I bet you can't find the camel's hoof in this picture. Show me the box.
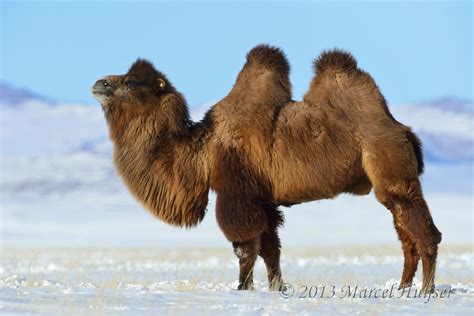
[398,282,412,290]
[422,284,436,294]
[238,283,255,291]
[269,279,284,291]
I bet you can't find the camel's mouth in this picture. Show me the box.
[92,79,114,104]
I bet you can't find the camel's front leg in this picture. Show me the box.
[215,192,267,291]
[232,238,260,290]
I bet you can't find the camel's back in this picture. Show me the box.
[209,91,374,205]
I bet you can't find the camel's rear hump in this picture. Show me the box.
[304,49,425,176]
[313,49,358,75]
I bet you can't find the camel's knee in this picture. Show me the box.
[374,181,441,248]
[373,179,422,206]
[418,242,438,258]
[233,239,259,260]
[391,205,441,252]
[417,225,441,257]
[233,245,246,259]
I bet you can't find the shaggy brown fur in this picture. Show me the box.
[92,44,441,293]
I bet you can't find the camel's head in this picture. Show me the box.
[92,59,174,116]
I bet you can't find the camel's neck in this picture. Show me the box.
[111,99,210,227]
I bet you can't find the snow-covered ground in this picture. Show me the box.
[1,246,472,314]
[0,87,472,314]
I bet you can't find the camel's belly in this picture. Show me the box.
[270,166,344,203]
[270,150,368,204]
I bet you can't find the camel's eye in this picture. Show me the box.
[125,80,139,90]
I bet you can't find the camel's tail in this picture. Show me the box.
[405,129,425,175]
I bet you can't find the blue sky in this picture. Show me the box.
[1,0,472,107]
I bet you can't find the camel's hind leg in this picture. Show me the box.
[374,180,442,293]
[392,217,420,288]
[362,139,441,292]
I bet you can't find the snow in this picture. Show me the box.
[1,247,472,314]
[0,96,473,314]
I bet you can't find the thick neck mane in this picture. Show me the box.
[109,93,210,227]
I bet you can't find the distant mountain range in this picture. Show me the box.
[0,81,472,163]
[390,99,472,163]
[0,81,53,105]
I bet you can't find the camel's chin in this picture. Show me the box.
[92,94,115,114]
[93,93,110,106]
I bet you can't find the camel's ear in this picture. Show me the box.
[154,78,166,92]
